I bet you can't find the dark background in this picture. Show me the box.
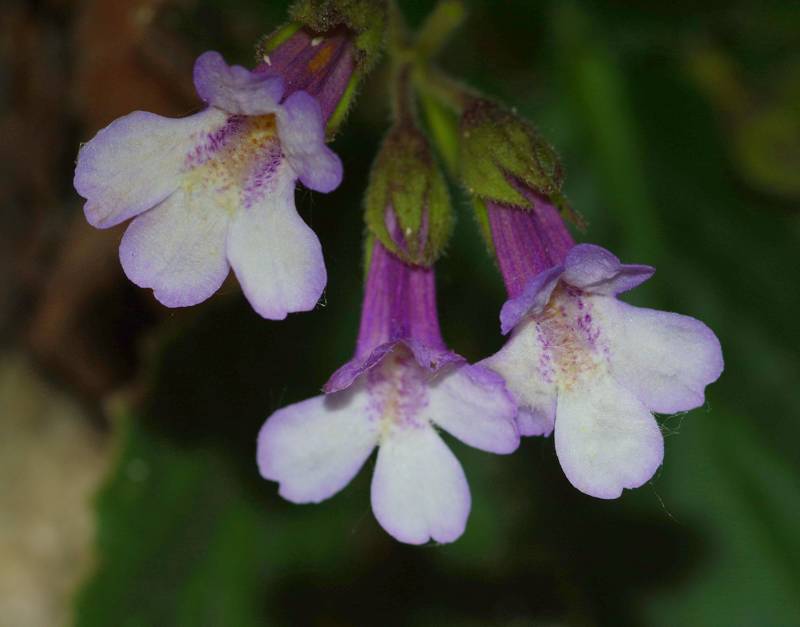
[1,1,799,626]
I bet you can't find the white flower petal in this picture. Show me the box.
[426,365,519,454]
[371,426,470,545]
[257,384,379,504]
[75,108,228,229]
[594,297,724,414]
[226,161,326,319]
[554,373,664,499]
[119,186,230,308]
[481,319,557,436]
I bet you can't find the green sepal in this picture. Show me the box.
[365,125,453,266]
[288,0,387,74]
[326,73,360,137]
[471,197,495,255]
[256,22,302,57]
[460,98,564,209]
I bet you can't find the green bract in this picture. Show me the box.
[460,99,564,208]
[365,126,453,266]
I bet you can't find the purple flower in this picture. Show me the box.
[480,199,723,499]
[74,51,343,319]
[257,241,519,544]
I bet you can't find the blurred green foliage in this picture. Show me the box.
[73,1,800,625]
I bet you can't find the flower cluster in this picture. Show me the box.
[75,0,723,545]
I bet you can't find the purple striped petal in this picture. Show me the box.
[226,161,326,320]
[75,108,227,229]
[480,318,557,437]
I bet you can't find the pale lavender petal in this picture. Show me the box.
[554,373,664,499]
[595,297,724,414]
[371,426,471,545]
[426,364,519,454]
[323,339,461,394]
[257,384,379,503]
[277,91,343,193]
[324,343,397,394]
[562,244,654,296]
[119,187,230,308]
[193,51,284,115]
[499,265,563,335]
[226,162,326,320]
[75,108,227,229]
[481,319,557,436]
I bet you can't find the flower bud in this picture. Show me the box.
[257,0,386,134]
[365,125,453,266]
[459,98,564,208]
[287,0,386,74]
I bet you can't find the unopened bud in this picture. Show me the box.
[288,0,386,74]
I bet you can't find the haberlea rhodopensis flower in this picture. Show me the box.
[257,83,519,542]
[74,52,339,319]
[74,1,385,319]
[453,98,724,498]
[258,239,519,544]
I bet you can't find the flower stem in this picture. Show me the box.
[415,0,466,61]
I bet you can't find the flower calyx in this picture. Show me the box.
[460,98,564,209]
[365,124,453,267]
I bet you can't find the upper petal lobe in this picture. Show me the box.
[193,51,284,115]
[277,91,343,193]
[562,244,654,296]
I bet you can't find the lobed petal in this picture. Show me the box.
[119,187,230,308]
[226,162,327,319]
[257,384,379,503]
[277,91,343,193]
[371,426,471,545]
[595,297,724,414]
[323,339,461,395]
[427,364,519,454]
[554,373,664,499]
[499,265,563,335]
[480,319,557,437]
[193,51,284,116]
[75,108,227,229]
[562,244,654,296]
